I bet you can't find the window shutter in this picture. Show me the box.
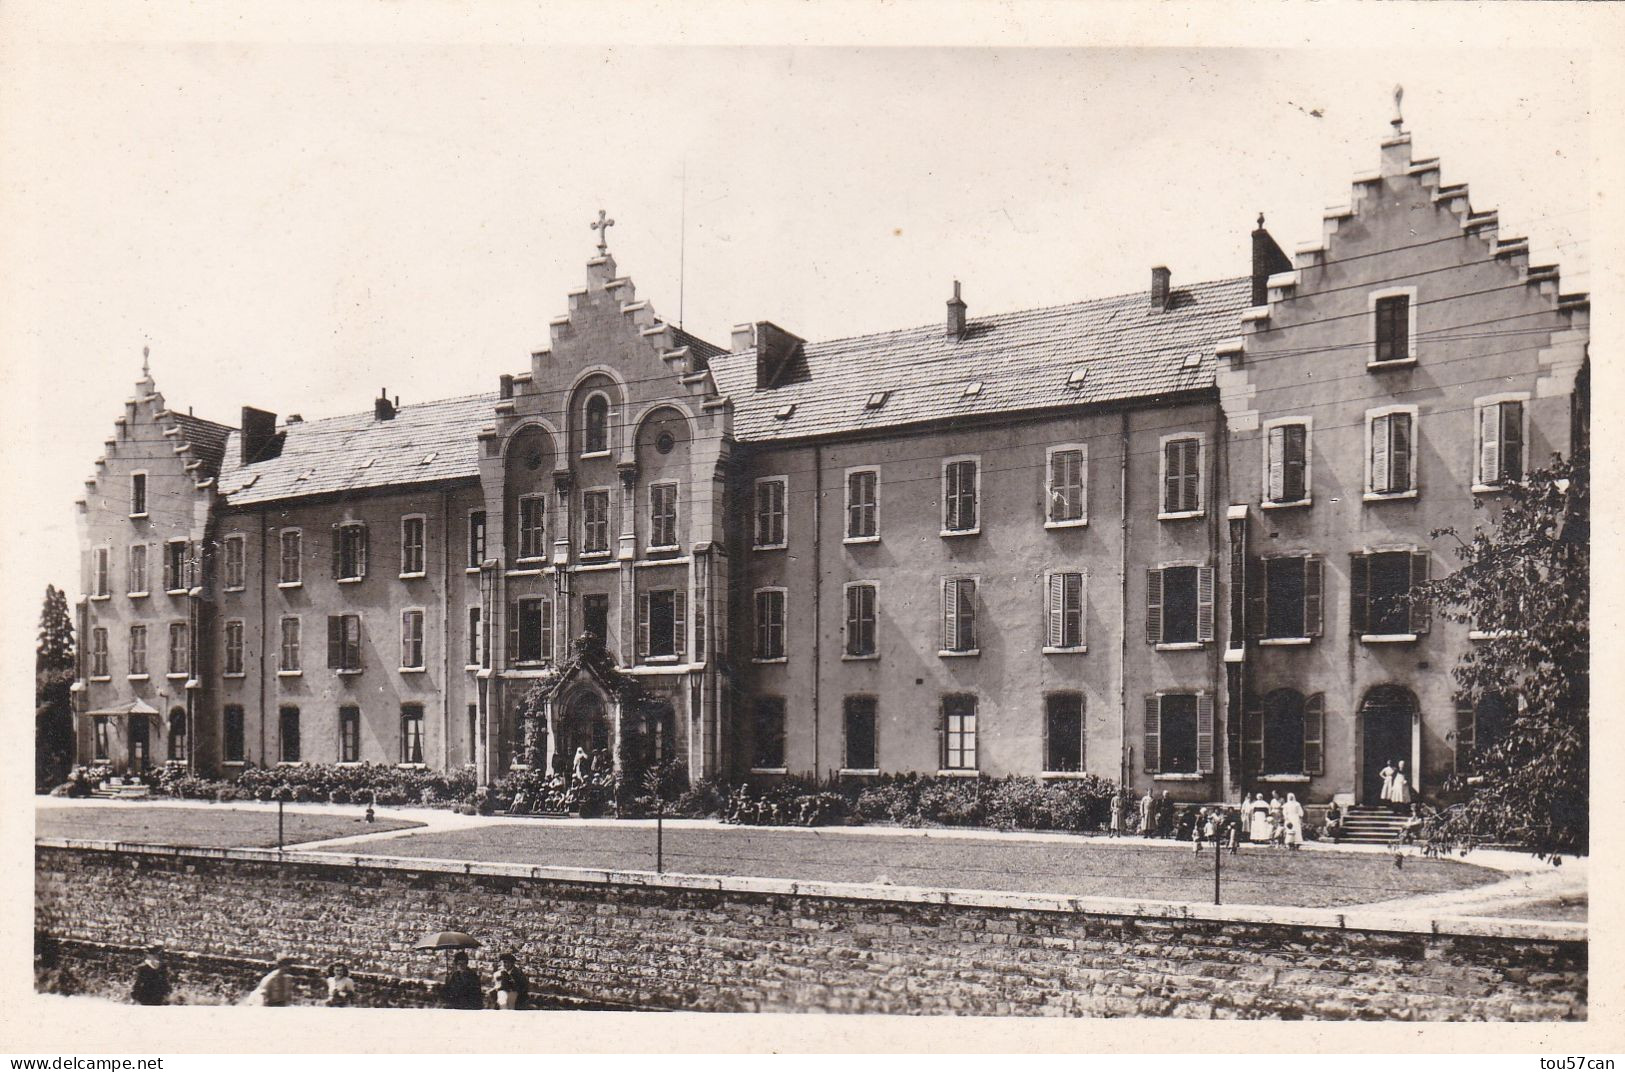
[1145,568,1163,644]
[675,590,687,658]
[1267,427,1285,502]
[1349,554,1369,635]
[1184,440,1201,511]
[1392,413,1412,493]
[1454,697,1475,774]
[1143,695,1161,773]
[1409,551,1431,634]
[1243,696,1264,777]
[507,602,519,661]
[400,611,410,668]
[1196,566,1216,643]
[1303,693,1325,775]
[1479,404,1501,485]
[1245,560,1265,640]
[1047,574,1065,648]
[943,579,958,650]
[1370,415,1391,493]
[1502,402,1523,482]
[1076,570,1087,647]
[331,525,342,580]
[1286,425,1307,501]
[1196,692,1215,773]
[637,592,650,659]
[1304,556,1324,637]
[327,616,341,669]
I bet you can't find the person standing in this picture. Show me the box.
[1138,787,1155,836]
[1283,793,1305,850]
[1388,760,1413,811]
[441,951,484,1010]
[131,946,171,1006]
[1249,794,1271,843]
[326,963,356,1007]
[246,954,295,1007]
[570,747,590,785]
[1379,760,1397,806]
[1268,792,1285,847]
[493,951,529,1010]
[1108,790,1124,838]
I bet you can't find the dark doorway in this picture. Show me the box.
[561,690,610,769]
[1360,685,1415,804]
[128,715,150,772]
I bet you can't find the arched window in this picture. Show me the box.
[584,395,610,455]
[1247,689,1324,777]
[167,708,187,762]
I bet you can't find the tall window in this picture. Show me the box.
[844,696,877,771]
[92,548,109,598]
[327,614,362,672]
[223,705,245,763]
[1265,422,1309,504]
[1368,410,1415,495]
[1045,693,1084,772]
[163,541,189,592]
[339,706,361,763]
[334,522,368,581]
[1477,400,1525,488]
[584,394,610,454]
[517,495,546,560]
[1373,293,1411,363]
[583,593,609,641]
[401,704,425,764]
[942,694,977,771]
[510,597,552,663]
[1455,693,1514,774]
[224,620,245,675]
[846,469,878,540]
[582,489,611,555]
[467,510,486,568]
[400,610,425,670]
[128,625,147,677]
[942,458,979,534]
[1146,565,1215,646]
[400,516,425,576]
[128,545,148,595]
[130,473,147,516]
[1247,689,1325,777]
[278,706,300,763]
[754,477,787,548]
[941,578,977,654]
[1046,571,1085,651]
[93,717,109,761]
[1047,447,1086,524]
[90,628,108,677]
[1350,550,1430,638]
[167,622,189,676]
[754,589,786,661]
[279,616,302,672]
[638,589,686,660]
[752,697,786,770]
[844,583,877,658]
[1249,556,1324,642]
[223,536,245,590]
[167,709,187,762]
[1144,692,1213,775]
[467,606,482,666]
[1162,436,1202,515]
[279,529,302,584]
[649,483,679,549]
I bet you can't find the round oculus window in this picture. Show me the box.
[655,432,676,455]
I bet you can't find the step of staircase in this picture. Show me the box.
[1330,807,1413,844]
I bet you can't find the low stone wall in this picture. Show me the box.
[35,839,1586,1019]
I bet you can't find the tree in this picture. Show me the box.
[36,585,76,789]
[1422,447,1588,858]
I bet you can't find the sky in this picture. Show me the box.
[0,11,1604,615]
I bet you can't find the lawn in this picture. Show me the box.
[1482,896,1588,923]
[366,823,1498,909]
[36,805,421,849]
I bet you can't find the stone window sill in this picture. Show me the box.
[1044,518,1087,530]
[1154,773,1208,781]
[940,527,980,538]
[399,572,426,581]
[579,450,611,461]
[1363,489,1418,503]
[277,581,302,590]
[750,767,788,775]
[224,585,246,594]
[1155,642,1204,652]
[336,668,365,676]
[277,670,302,677]
[128,591,150,600]
[838,768,880,777]
[222,761,246,768]
[1039,771,1093,780]
[277,761,306,768]
[337,576,364,585]
[1366,357,1417,371]
[89,594,111,602]
[842,652,879,662]
[843,535,880,545]
[1261,498,1312,511]
[90,675,112,683]
[465,566,481,574]
[129,512,149,520]
[1158,510,1204,522]
[224,672,246,679]
[465,663,481,672]
[935,768,980,778]
[753,542,788,552]
[1043,645,1087,655]
[752,656,788,665]
[507,568,545,578]
[166,672,189,681]
[1361,634,1418,644]
[1471,484,1509,496]
[938,649,980,658]
[127,674,149,683]
[398,666,425,674]
[1257,774,1311,783]
[1258,637,1312,647]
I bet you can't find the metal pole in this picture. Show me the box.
[656,801,664,874]
[278,797,285,852]
[1213,817,1221,905]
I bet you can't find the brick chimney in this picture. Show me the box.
[375,388,396,421]
[946,280,967,339]
[240,406,278,464]
[1150,266,1171,311]
[1250,214,1292,307]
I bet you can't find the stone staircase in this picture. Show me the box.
[1334,805,1411,845]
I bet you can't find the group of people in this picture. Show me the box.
[1377,759,1415,810]
[439,950,530,1010]
[1111,788,1310,849]
[508,746,615,815]
[721,787,829,827]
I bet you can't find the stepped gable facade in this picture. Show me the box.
[72,122,1588,807]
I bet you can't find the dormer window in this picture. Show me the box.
[865,391,890,410]
[961,382,983,399]
[1066,367,1087,389]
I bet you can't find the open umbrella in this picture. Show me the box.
[414,931,480,952]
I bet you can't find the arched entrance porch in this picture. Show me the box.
[1358,685,1419,804]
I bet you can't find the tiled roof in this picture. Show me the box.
[171,413,233,479]
[670,326,727,369]
[709,277,1250,443]
[218,393,497,507]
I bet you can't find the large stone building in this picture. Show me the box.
[72,120,1588,805]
